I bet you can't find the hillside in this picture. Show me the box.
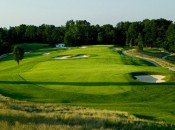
[0,45,175,126]
[0,94,174,130]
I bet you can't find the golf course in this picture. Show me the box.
[0,44,175,128]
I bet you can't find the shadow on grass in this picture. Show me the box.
[134,114,157,121]
[0,91,35,100]
[0,48,64,62]
[143,51,169,58]
[0,53,42,62]
[0,55,14,62]
[24,53,42,59]
[0,81,175,86]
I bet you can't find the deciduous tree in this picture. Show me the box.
[13,45,24,64]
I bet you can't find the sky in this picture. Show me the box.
[0,0,175,27]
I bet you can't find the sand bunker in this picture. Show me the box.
[72,55,89,59]
[25,51,31,54]
[79,46,87,49]
[134,75,165,83]
[43,53,50,56]
[53,56,70,59]
[54,55,89,60]
[167,67,175,71]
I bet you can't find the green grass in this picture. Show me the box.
[166,55,175,63]
[143,48,169,58]
[0,45,175,125]
[143,47,175,63]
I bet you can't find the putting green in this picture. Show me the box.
[0,45,175,123]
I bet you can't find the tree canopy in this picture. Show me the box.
[0,18,175,55]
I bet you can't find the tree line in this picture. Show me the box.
[0,18,175,54]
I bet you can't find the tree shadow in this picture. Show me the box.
[133,114,157,121]
[0,48,60,62]
[0,55,14,62]
[0,53,41,62]
[0,81,175,86]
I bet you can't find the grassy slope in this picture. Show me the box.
[143,48,175,63]
[1,95,174,130]
[167,55,175,63]
[0,45,175,124]
[143,48,169,58]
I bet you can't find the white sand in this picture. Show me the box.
[134,75,165,83]
[114,48,122,51]
[53,56,70,59]
[72,55,89,59]
[53,55,88,60]
[25,51,31,54]
[79,46,87,49]
[167,67,175,71]
[43,53,50,56]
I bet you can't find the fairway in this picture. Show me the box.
[0,45,175,123]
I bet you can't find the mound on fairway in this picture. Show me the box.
[0,45,175,124]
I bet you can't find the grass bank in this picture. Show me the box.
[0,94,174,130]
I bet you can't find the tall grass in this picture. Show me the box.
[0,94,174,130]
[124,49,175,68]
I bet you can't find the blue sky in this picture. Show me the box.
[0,0,175,27]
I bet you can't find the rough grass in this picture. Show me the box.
[0,45,175,126]
[143,48,169,58]
[0,94,174,130]
[166,55,175,63]
[125,48,175,68]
